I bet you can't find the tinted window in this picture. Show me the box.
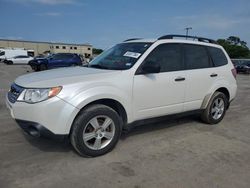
[65,54,74,59]
[16,55,28,58]
[207,47,228,67]
[53,54,72,60]
[62,46,66,49]
[184,44,211,69]
[143,43,183,72]
[56,46,59,49]
[20,55,29,58]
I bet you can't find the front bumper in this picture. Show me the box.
[15,119,66,139]
[6,93,79,136]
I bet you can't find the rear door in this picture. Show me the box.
[65,54,75,66]
[133,43,186,120]
[49,54,65,67]
[12,56,23,64]
[19,56,30,64]
[183,44,217,111]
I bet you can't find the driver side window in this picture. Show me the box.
[143,43,183,73]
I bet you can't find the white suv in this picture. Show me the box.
[6,35,237,157]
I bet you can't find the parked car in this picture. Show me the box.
[0,48,28,62]
[235,60,250,74]
[4,55,33,65]
[28,53,82,71]
[6,34,237,157]
[231,59,250,65]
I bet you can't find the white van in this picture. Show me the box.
[0,48,28,62]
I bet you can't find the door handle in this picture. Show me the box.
[175,77,185,82]
[210,73,218,77]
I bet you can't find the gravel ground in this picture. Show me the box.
[0,63,250,188]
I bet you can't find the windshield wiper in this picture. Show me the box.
[88,64,110,70]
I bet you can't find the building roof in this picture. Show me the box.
[0,38,92,47]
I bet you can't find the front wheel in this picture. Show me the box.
[70,104,122,157]
[201,92,228,124]
[40,64,47,71]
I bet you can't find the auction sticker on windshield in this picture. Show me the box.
[123,51,141,59]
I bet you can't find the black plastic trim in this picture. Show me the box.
[15,119,67,140]
[158,34,217,44]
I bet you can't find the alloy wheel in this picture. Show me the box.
[211,98,225,120]
[83,115,115,150]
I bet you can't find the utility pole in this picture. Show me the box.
[185,27,192,38]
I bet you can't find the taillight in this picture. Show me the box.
[231,68,237,79]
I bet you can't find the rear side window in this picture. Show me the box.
[184,44,211,70]
[143,43,183,72]
[207,47,228,67]
[53,54,71,60]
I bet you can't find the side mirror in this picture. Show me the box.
[141,61,161,74]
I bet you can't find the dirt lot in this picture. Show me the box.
[0,63,250,188]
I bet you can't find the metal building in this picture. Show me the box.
[0,39,92,58]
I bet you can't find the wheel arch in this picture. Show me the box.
[68,98,129,135]
[201,86,230,109]
[81,98,128,125]
[215,87,230,101]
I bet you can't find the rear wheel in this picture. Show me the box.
[70,104,122,157]
[201,92,228,124]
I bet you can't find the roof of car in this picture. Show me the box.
[124,38,221,48]
[123,35,221,48]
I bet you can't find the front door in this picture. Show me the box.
[133,43,186,120]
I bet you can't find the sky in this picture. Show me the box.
[0,0,250,49]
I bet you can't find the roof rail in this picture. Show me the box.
[123,38,142,42]
[158,34,217,44]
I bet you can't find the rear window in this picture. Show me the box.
[207,47,228,67]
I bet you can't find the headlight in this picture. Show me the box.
[18,86,62,103]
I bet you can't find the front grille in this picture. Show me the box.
[8,83,24,103]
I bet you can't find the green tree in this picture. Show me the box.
[217,36,250,58]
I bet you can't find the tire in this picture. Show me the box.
[40,64,47,71]
[33,65,39,72]
[70,104,122,157]
[201,91,228,124]
[7,61,13,65]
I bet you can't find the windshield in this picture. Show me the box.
[89,42,152,70]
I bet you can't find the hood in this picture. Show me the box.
[15,67,118,88]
